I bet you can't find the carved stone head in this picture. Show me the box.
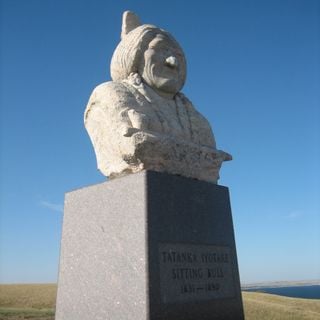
[110,11,187,98]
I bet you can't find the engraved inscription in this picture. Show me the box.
[159,243,235,303]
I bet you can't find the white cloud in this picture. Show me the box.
[40,200,63,213]
[285,210,303,219]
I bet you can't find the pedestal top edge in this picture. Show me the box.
[65,170,229,196]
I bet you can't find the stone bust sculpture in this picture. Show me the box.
[85,11,231,183]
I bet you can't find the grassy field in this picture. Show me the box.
[243,291,320,320]
[0,284,55,320]
[0,284,320,319]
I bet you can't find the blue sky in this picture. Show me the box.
[0,0,319,284]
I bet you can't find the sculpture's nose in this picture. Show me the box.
[165,56,178,69]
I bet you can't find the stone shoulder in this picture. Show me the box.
[85,81,138,120]
[89,81,138,103]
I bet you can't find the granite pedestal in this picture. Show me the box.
[55,171,244,320]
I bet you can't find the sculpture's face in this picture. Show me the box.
[139,34,186,97]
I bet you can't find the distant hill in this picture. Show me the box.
[242,279,320,289]
[0,284,320,320]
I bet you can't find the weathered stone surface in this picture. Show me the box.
[55,171,244,320]
[84,11,231,183]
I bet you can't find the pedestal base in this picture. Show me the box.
[55,171,244,320]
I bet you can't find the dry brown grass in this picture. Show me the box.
[243,291,320,320]
[0,284,56,319]
[1,284,320,319]
[0,284,56,309]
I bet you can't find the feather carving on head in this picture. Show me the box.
[121,11,141,39]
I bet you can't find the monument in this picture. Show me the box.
[55,11,244,320]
